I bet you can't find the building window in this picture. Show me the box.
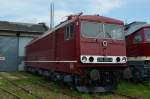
[65,23,74,40]
[133,34,142,44]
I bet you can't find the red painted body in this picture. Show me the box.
[126,26,150,57]
[25,15,127,77]
[126,25,150,81]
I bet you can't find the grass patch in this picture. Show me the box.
[0,72,150,99]
[117,81,150,99]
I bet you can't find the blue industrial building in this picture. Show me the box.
[0,21,48,71]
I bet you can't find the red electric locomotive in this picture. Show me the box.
[125,22,150,82]
[25,14,127,92]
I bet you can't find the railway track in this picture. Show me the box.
[11,73,82,99]
[17,74,141,99]
[0,73,79,99]
[0,73,143,99]
[37,81,137,99]
[112,92,140,99]
[90,92,141,99]
[0,87,22,99]
[36,78,141,99]
[0,74,42,99]
[35,81,82,99]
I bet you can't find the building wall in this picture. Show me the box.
[18,36,34,70]
[0,31,40,71]
[0,35,18,71]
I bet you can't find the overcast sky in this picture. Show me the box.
[0,0,149,27]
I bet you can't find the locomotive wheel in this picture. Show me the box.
[123,67,133,80]
[132,71,142,82]
[72,71,119,93]
[25,67,120,92]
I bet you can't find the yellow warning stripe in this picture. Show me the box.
[128,57,150,61]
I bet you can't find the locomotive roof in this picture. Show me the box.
[126,24,150,36]
[78,15,123,25]
[27,15,123,46]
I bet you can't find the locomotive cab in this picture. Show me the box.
[79,17,126,64]
[144,27,150,43]
[126,24,150,82]
[72,15,127,92]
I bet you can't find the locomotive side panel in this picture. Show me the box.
[26,22,77,74]
[54,24,77,73]
[25,33,55,69]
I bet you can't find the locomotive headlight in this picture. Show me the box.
[122,57,127,62]
[89,56,94,62]
[116,57,121,62]
[81,56,87,63]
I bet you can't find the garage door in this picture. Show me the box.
[0,36,18,71]
[18,37,33,69]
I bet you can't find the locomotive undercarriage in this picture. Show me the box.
[125,60,150,82]
[25,66,122,92]
[73,69,121,92]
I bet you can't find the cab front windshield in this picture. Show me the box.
[81,21,124,40]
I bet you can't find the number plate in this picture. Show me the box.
[97,57,113,62]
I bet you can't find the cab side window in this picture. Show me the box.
[133,34,142,44]
[65,23,74,40]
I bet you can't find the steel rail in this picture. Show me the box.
[0,74,42,99]
[0,87,22,99]
[35,81,82,99]
[112,92,140,99]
